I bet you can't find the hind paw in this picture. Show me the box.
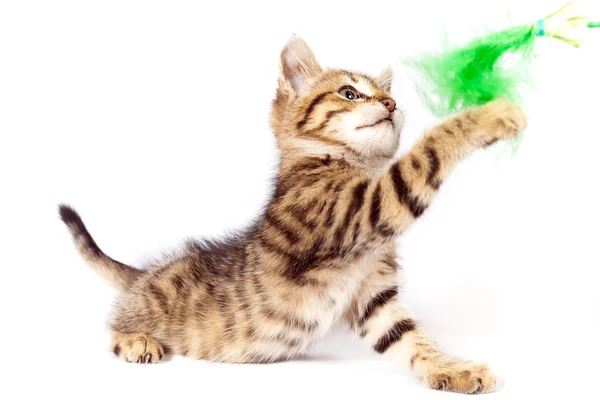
[111,332,164,364]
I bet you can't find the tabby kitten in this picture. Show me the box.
[60,36,526,394]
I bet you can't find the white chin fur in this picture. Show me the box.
[337,106,404,159]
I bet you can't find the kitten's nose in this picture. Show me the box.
[380,97,396,113]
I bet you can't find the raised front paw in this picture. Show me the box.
[422,360,496,394]
[476,99,527,141]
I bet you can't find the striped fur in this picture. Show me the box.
[60,36,526,394]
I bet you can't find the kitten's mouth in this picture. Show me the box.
[357,117,393,130]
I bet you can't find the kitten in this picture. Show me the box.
[60,36,526,394]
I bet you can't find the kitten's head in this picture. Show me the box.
[271,36,404,169]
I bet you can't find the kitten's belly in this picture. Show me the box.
[175,249,387,364]
[235,250,385,363]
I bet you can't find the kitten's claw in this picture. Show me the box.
[477,99,527,141]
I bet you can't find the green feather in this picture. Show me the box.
[406,25,536,118]
[405,1,597,154]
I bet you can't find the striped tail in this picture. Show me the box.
[58,204,142,290]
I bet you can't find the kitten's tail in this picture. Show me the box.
[58,204,142,290]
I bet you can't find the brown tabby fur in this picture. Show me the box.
[60,36,526,394]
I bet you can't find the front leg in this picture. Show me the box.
[347,256,495,394]
[368,99,526,235]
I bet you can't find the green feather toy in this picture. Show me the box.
[407,1,599,153]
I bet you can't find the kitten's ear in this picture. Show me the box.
[375,66,393,93]
[279,36,322,96]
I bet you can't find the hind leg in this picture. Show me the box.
[111,331,165,364]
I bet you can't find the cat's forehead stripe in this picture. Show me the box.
[344,72,378,95]
[320,70,379,95]
[352,80,374,97]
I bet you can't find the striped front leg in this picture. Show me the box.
[368,100,526,236]
[349,259,497,394]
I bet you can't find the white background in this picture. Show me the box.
[2,0,599,398]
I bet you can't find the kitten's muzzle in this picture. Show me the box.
[357,117,393,130]
[380,97,396,113]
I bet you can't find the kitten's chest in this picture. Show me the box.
[301,251,385,337]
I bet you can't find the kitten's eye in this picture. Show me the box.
[338,86,359,100]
